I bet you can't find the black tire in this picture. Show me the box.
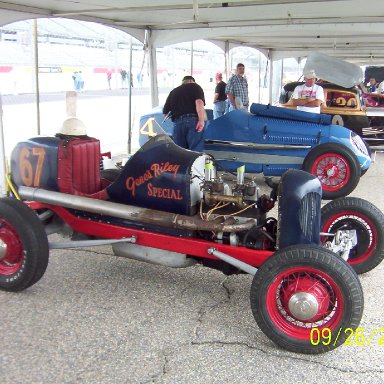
[303,143,361,199]
[321,197,384,274]
[0,198,49,291]
[250,244,363,354]
[100,168,121,183]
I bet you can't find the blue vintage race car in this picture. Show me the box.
[140,103,371,199]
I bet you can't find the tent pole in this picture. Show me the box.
[149,46,159,107]
[0,95,7,196]
[258,51,261,102]
[127,35,133,154]
[224,41,229,81]
[146,29,159,108]
[281,58,284,90]
[191,41,194,75]
[268,57,273,104]
[33,18,41,135]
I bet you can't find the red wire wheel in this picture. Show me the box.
[310,152,351,192]
[303,143,360,200]
[265,266,343,341]
[0,198,49,292]
[250,245,363,354]
[321,197,384,274]
[0,219,24,275]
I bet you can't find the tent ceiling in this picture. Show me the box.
[1,0,384,64]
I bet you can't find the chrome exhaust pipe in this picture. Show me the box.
[18,187,256,233]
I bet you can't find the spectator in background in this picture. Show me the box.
[120,69,127,88]
[163,75,205,152]
[137,72,144,88]
[367,78,377,93]
[225,63,249,112]
[72,71,77,90]
[107,69,112,89]
[292,69,324,114]
[378,80,384,94]
[73,71,84,92]
[78,71,84,92]
[213,72,227,119]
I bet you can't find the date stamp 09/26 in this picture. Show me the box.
[310,327,384,347]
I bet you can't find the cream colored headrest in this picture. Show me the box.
[60,117,87,136]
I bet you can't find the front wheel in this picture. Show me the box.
[303,143,360,200]
[0,198,49,291]
[250,245,363,354]
[321,197,384,274]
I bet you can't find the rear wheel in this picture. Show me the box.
[303,143,360,199]
[321,197,384,274]
[250,245,363,354]
[0,198,49,291]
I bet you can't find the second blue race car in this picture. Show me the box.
[140,102,371,200]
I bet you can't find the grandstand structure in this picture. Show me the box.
[0,18,231,95]
[0,18,143,94]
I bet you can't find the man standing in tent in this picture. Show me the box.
[292,69,324,113]
[163,75,205,152]
[226,63,249,112]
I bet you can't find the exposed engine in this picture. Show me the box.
[14,134,323,274]
[198,158,278,252]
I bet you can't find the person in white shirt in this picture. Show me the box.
[292,70,325,114]
[377,80,384,94]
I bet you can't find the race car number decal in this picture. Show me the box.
[335,96,356,107]
[140,117,158,137]
[19,146,46,187]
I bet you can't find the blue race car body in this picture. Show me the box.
[140,103,371,199]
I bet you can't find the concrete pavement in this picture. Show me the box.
[1,153,384,383]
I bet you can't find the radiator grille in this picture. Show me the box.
[299,192,321,242]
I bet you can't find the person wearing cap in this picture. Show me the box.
[163,75,206,152]
[292,69,325,113]
[225,63,249,112]
[213,72,227,119]
[367,77,378,93]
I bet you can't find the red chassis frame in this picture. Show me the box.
[27,201,273,267]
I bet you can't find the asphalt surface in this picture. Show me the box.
[1,88,169,105]
[1,153,384,383]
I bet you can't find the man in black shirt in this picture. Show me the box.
[213,72,227,119]
[163,75,205,152]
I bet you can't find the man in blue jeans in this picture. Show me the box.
[213,72,227,119]
[163,75,205,152]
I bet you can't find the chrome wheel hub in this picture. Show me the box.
[326,166,336,177]
[288,292,319,321]
[0,239,7,261]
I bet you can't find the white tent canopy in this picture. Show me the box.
[1,0,383,194]
[1,0,384,64]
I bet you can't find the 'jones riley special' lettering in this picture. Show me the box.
[147,183,182,200]
[125,161,183,200]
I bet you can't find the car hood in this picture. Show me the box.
[304,52,363,88]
